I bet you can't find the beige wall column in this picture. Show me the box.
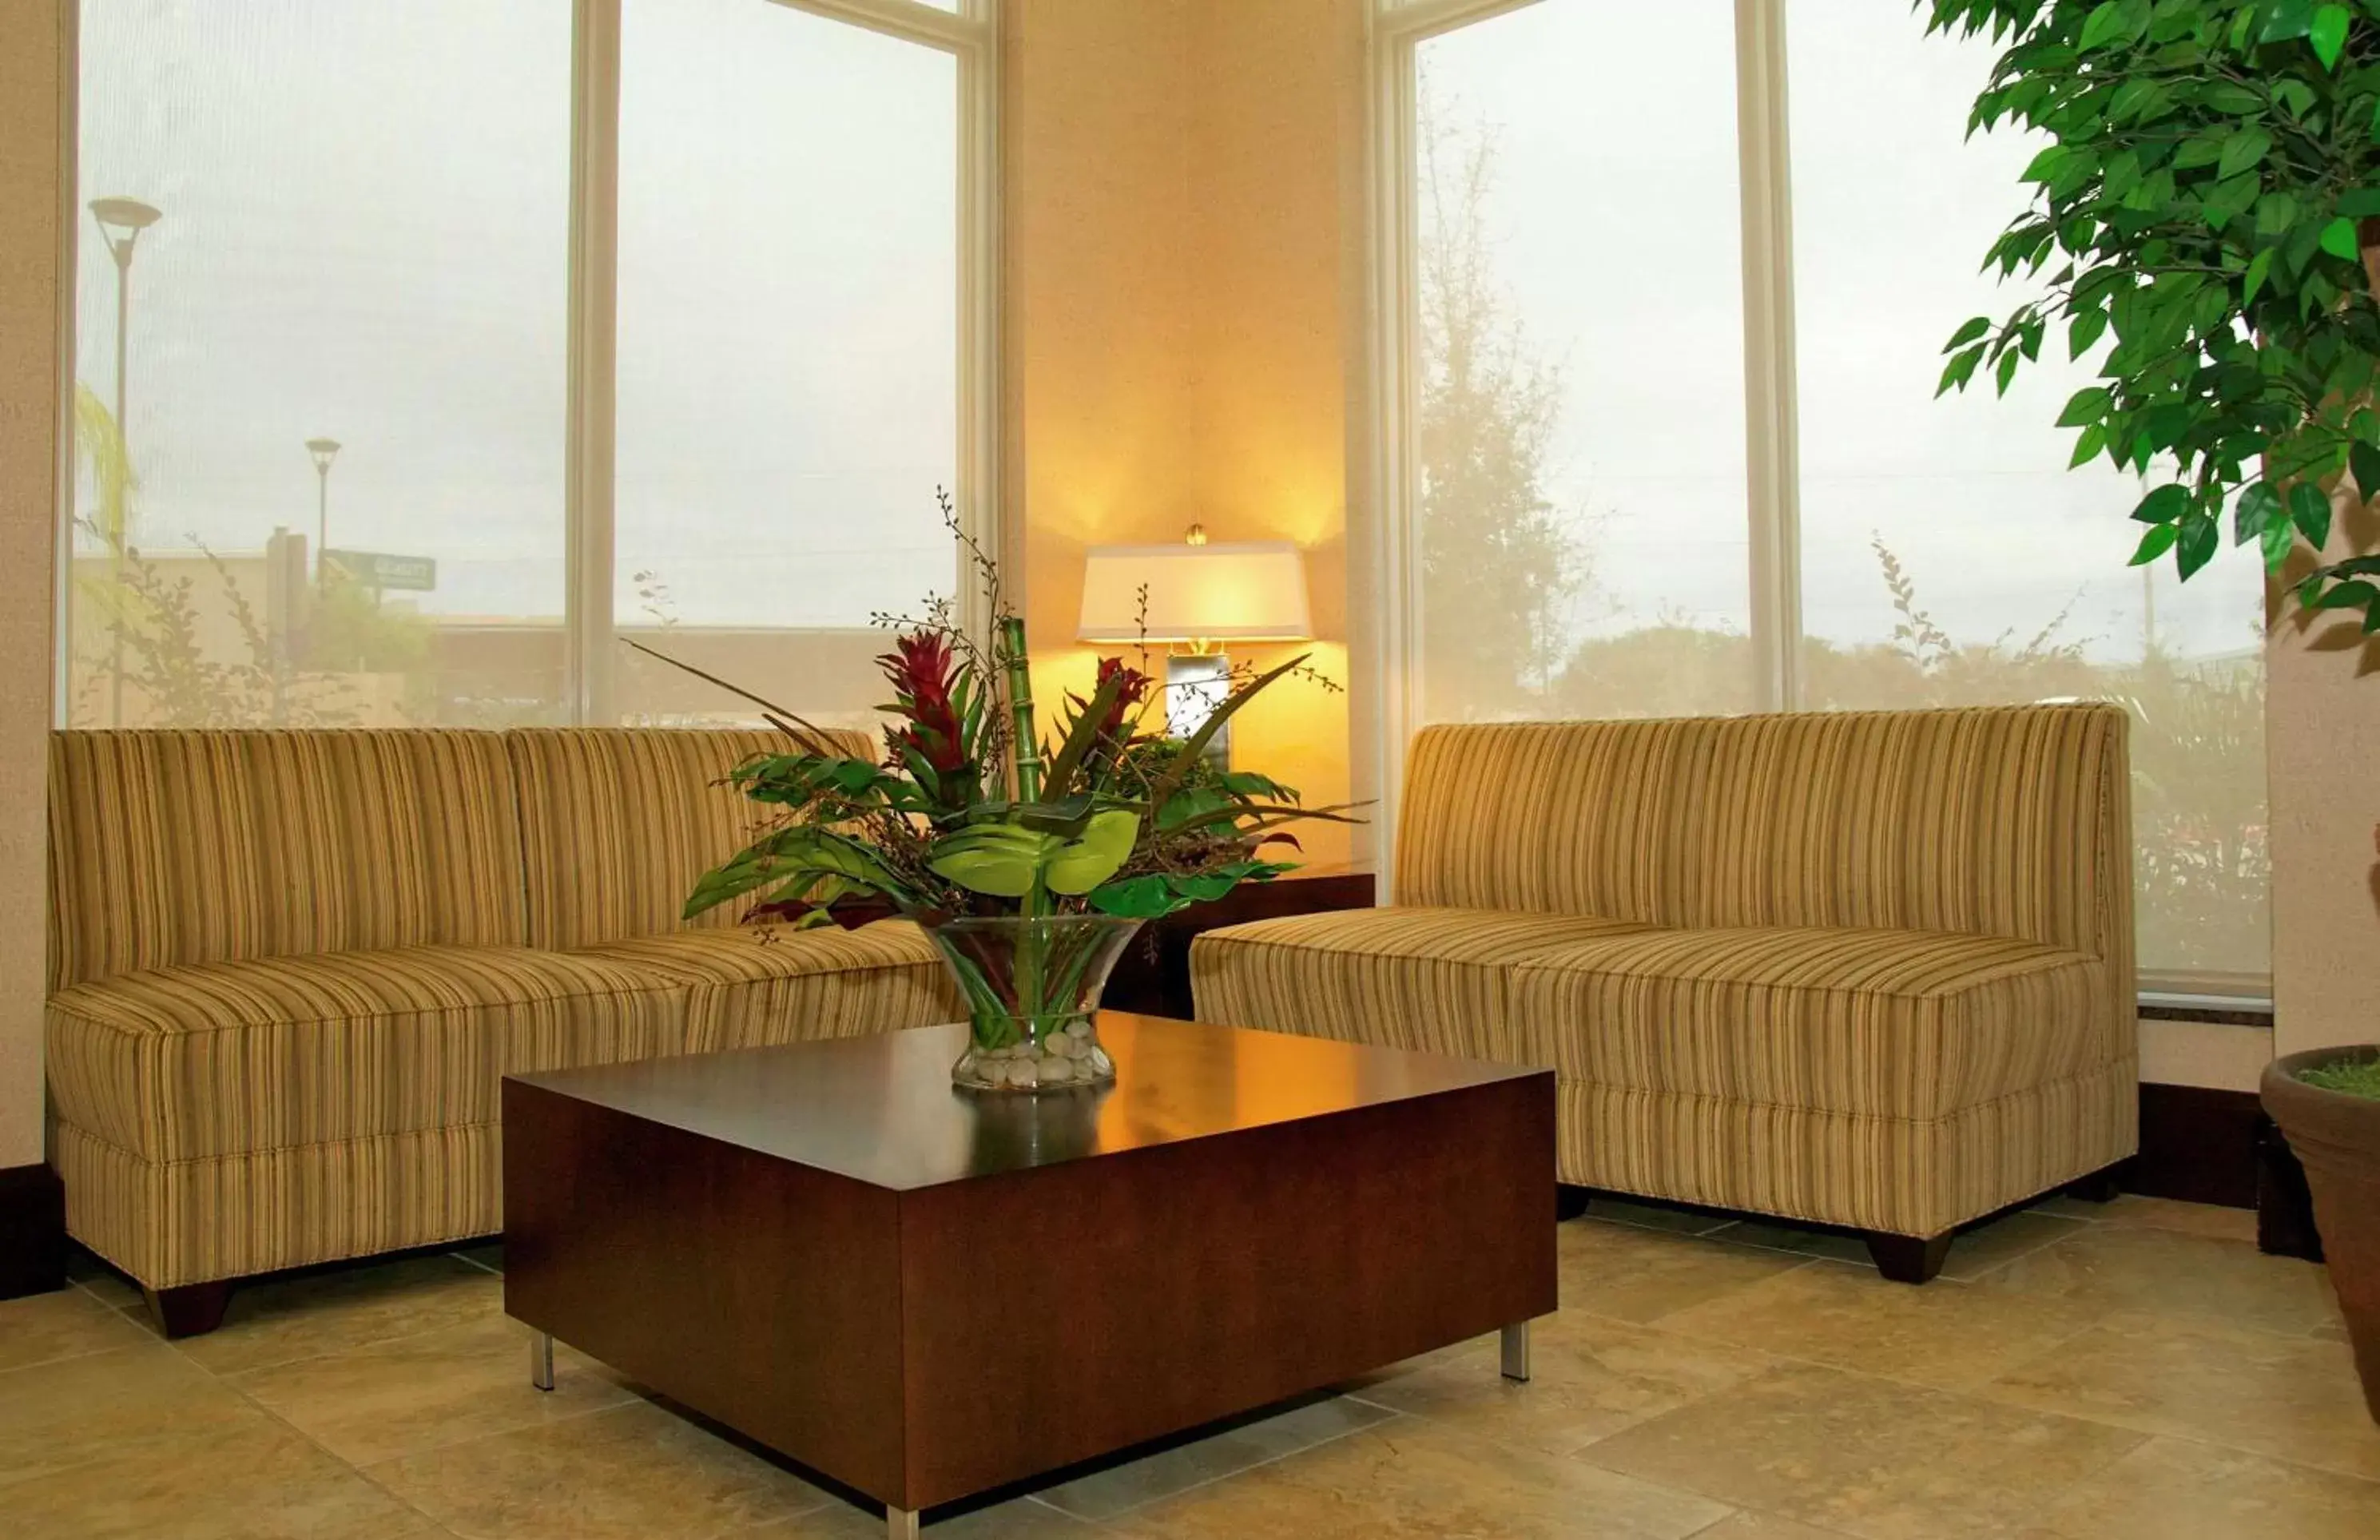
[1007,0,1365,863]
[0,0,64,1177]
[2269,506,2380,1059]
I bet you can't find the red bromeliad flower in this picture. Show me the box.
[1067,657,1153,752]
[878,630,969,776]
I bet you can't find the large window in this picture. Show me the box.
[65,0,995,732]
[1378,0,2270,992]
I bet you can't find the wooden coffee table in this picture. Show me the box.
[502,1013,1556,1537]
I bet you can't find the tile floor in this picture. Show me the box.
[3,1194,2377,1538]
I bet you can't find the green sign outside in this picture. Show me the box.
[322,549,437,592]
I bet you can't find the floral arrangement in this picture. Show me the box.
[662,497,1352,1090]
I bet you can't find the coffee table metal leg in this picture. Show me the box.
[887,1506,920,1538]
[1500,1320,1531,1383]
[530,1332,555,1391]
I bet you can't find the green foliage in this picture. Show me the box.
[2297,1053,2380,1096]
[1927,0,2380,625]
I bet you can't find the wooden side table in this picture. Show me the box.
[1100,863,1375,1020]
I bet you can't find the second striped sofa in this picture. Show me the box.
[1191,704,2137,1283]
[46,726,959,1334]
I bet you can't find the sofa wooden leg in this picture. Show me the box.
[2063,1165,2125,1204]
[1555,1185,1592,1222]
[144,1281,233,1339]
[1865,1231,1953,1285]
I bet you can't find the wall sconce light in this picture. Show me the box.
[1076,527,1312,764]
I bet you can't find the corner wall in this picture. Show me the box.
[1007,0,1367,864]
[0,0,62,1173]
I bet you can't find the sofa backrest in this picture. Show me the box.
[49,728,529,990]
[505,725,877,951]
[1397,704,2132,958]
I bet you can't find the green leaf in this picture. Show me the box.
[1943,316,1991,351]
[2069,423,2108,468]
[2131,483,2191,525]
[2077,0,2128,50]
[1043,808,1141,895]
[1995,347,2022,395]
[2263,0,2318,43]
[2313,3,2353,67]
[2176,515,2220,579]
[2354,442,2380,498]
[2291,480,2336,548]
[2265,512,2301,570]
[2256,192,2302,240]
[2128,523,2179,565]
[2056,385,2112,427]
[2338,189,2380,219]
[2243,247,2278,304]
[2218,128,2272,181]
[1937,343,1987,395]
[2322,216,2363,260]
[2234,482,2283,545]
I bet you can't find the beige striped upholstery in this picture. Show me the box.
[46,726,958,1291]
[1195,705,2136,1239]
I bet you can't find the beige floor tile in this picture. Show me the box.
[1984,1310,2380,1481]
[1557,1220,1814,1324]
[2020,1435,2380,1539]
[760,1496,1108,1537]
[1114,1417,1730,1539]
[0,1344,264,1490]
[0,1287,156,1373]
[63,1248,147,1313]
[227,1312,637,1466]
[1970,1224,2344,1335]
[3,1417,436,1540]
[368,1398,831,1540]
[1579,1361,2147,1539]
[1035,1395,1397,1520]
[1654,1260,2110,1392]
[177,1253,507,1375]
[1688,1514,1855,1540]
[2025,1194,2105,1220]
[2088,1195,2261,1244]
[1351,1309,1769,1455]
[1579,1197,1736,1236]
[1716,1211,2086,1283]
[2314,1320,2352,1343]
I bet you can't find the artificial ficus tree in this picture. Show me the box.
[1928,0,2380,629]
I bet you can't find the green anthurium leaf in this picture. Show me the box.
[927,824,1061,899]
[1044,809,1142,895]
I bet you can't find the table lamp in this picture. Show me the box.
[1076,527,1312,764]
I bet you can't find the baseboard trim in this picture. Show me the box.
[0,1162,66,1300]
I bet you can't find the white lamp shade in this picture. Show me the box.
[1076,541,1313,644]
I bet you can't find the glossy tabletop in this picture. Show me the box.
[508,1012,1540,1192]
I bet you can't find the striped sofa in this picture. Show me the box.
[1191,705,2136,1282]
[46,727,957,1333]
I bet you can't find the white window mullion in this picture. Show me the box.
[956,0,1000,645]
[1735,0,1803,713]
[566,0,622,727]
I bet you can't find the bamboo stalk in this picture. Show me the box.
[1000,615,1042,802]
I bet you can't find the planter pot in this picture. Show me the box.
[922,914,1140,1093]
[2263,1046,2380,1424]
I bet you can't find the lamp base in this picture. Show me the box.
[1164,652,1232,768]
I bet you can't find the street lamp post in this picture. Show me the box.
[307,438,342,578]
[89,196,161,727]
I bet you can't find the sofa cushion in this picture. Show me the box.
[49,728,529,990]
[1190,907,1654,1063]
[506,726,876,951]
[1511,926,2116,1121]
[573,921,960,1053]
[46,945,691,1163]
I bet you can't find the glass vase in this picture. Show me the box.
[923,914,1140,1092]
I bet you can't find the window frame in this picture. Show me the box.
[52,0,1003,729]
[1364,0,2269,1002]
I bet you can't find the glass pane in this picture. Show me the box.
[1788,1,2269,981]
[616,0,959,730]
[72,2,572,727]
[1412,0,1752,724]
